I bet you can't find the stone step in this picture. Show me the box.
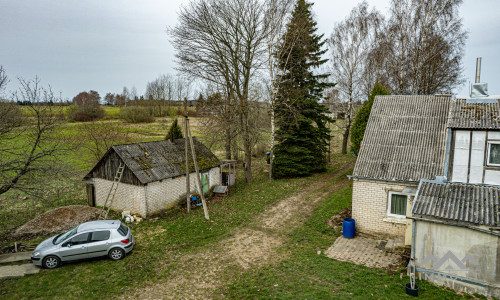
[0,263,40,279]
[0,252,32,264]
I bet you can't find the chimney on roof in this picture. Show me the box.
[470,57,488,98]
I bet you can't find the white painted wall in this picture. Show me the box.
[470,131,486,184]
[94,167,221,217]
[452,130,470,183]
[414,220,500,298]
[93,178,146,216]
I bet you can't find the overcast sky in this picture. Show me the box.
[1,0,499,100]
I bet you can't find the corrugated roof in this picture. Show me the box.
[447,98,500,129]
[90,138,220,184]
[352,95,451,182]
[412,180,500,227]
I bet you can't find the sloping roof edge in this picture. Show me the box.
[411,179,500,227]
[84,138,220,184]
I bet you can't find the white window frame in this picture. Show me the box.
[487,142,500,166]
[387,191,408,218]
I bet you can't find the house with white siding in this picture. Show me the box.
[84,138,221,218]
[351,88,500,296]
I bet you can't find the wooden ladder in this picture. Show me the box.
[100,162,125,220]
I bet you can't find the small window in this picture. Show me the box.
[91,231,110,242]
[70,233,90,245]
[117,224,128,236]
[488,143,500,166]
[387,192,408,218]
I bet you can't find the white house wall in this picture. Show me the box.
[470,131,486,183]
[94,167,221,218]
[352,179,417,238]
[414,220,500,298]
[451,130,470,183]
[93,178,146,216]
[451,130,500,185]
[146,167,220,216]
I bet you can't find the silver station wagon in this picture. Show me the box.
[31,220,134,269]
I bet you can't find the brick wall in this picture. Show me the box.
[94,178,146,216]
[94,167,221,218]
[146,167,220,216]
[352,178,417,237]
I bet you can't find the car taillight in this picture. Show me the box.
[121,239,130,244]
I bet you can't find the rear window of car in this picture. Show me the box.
[91,231,110,242]
[117,224,128,236]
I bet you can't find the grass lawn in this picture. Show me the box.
[222,182,470,299]
[0,155,470,299]
[0,158,325,298]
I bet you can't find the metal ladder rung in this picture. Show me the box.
[100,162,125,220]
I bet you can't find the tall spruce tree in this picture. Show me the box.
[272,0,333,179]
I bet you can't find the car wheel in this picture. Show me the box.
[108,248,125,260]
[42,255,61,269]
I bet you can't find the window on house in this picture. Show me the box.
[487,142,500,166]
[387,192,408,218]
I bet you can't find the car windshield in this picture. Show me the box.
[53,226,78,245]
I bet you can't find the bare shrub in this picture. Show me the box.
[119,106,154,123]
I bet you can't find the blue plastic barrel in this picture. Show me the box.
[343,218,355,238]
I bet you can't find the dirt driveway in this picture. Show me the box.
[127,166,353,299]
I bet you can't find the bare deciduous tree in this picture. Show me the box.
[170,0,269,182]
[328,1,382,154]
[377,0,467,94]
[0,77,72,196]
[79,121,131,163]
[0,65,8,96]
[145,74,174,116]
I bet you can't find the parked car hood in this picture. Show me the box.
[35,235,59,252]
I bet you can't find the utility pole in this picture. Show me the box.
[184,98,191,213]
[187,120,210,220]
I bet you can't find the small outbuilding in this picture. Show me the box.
[84,138,221,218]
[410,180,500,297]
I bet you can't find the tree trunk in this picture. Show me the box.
[232,138,239,161]
[269,108,275,181]
[225,128,232,160]
[243,132,252,183]
[341,98,352,155]
[341,123,350,154]
[240,103,252,183]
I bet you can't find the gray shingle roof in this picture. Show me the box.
[447,98,500,129]
[352,95,451,182]
[412,180,500,227]
[94,138,220,184]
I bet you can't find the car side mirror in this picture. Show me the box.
[62,242,71,247]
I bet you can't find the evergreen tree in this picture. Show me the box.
[272,0,333,179]
[166,118,183,140]
[350,83,389,155]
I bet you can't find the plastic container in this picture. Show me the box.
[342,218,355,238]
[405,283,419,297]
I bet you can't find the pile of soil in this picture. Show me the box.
[13,205,104,239]
[327,207,352,231]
